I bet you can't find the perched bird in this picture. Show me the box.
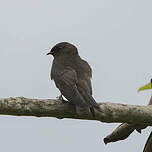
[47,42,101,117]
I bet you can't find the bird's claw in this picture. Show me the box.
[57,95,67,103]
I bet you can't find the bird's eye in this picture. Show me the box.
[51,50,54,54]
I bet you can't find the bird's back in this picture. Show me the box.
[74,57,93,95]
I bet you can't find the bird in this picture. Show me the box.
[47,42,101,117]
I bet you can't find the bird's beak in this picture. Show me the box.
[46,52,52,55]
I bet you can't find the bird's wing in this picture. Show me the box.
[77,78,100,109]
[54,67,88,107]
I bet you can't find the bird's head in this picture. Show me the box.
[47,42,78,57]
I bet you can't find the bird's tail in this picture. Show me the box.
[89,107,95,118]
[80,90,102,117]
[88,95,102,113]
[76,105,97,118]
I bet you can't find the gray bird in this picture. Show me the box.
[47,42,101,117]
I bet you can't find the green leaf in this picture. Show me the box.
[138,82,152,92]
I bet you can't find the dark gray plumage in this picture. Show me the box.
[47,42,100,117]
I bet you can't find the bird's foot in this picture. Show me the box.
[57,95,67,103]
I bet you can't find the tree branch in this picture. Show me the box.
[104,96,152,144]
[0,97,152,126]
